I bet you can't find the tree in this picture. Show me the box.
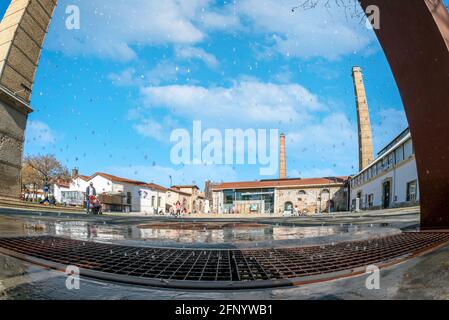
[21,162,40,200]
[21,155,70,198]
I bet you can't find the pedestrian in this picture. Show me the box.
[175,201,181,216]
[293,205,299,216]
[85,182,96,214]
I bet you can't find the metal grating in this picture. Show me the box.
[0,232,448,289]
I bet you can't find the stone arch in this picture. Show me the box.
[284,201,293,213]
[0,0,57,197]
[0,0,448,229]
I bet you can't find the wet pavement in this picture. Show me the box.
[1,207,447,300]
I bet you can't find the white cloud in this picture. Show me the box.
[25,121,57,146]
[197,9,240,30]
[47,0,371,62]
[132,116,180,142]
[47,0,239,61]
[108,68,139,87]
[133,119,165,142]
[109,61,191,87]
[238,0,374,60]
[106,164,238,187]
[139,80,325,126]
[286,112,358,173]
[146,61,188,85]
[175,46,219,68]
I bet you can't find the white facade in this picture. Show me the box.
[138,188,166,214]
[55,173,167,213]
[349,129,419,210]
[53,184,69,203]
[88,174,166,212]
[70,176,89,193]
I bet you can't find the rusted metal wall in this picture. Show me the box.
[359,0,449,229]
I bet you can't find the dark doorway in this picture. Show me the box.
[284,202,293,214]
[382,181,391,209]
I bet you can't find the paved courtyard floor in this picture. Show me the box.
[1,206,447,300]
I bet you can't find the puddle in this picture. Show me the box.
[0,216,382,244]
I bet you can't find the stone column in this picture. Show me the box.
[0,0,57,198]
[352,66,374,172]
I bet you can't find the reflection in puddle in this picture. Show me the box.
[0,217,373,244]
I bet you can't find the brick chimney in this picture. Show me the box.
[71,168,79,179]
[279,133,287,179]
[352,66,374,171]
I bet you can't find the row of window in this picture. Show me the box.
[351,138,414,188]
[151,196,162,207]
[358,180,418,208]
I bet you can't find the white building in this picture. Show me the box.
[54,171,167,213]
[88,173,166,213]
[349,128,419,210]
[53,180,70,204]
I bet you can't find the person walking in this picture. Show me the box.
[85,182,96,214]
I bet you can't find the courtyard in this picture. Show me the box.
[2,205,449,300]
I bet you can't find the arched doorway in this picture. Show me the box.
[284,202,293,214]
[0,0,448,229]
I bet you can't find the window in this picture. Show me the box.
[151,196,155,207]
[224,190,234,204]
[404,140,413,159]
[395,145,404,164]
[406,180,418,201]
[388,153,394,167]
[377,162,382,173]
[158,196,161,207]
[382,157,388,169]
[298,190,307,195]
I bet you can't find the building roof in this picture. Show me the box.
[55,180,70,188]
[171,185,200,190]
[167,188,192,196]
[91,172,166,191]
[377,127,410,157]
[77,175,90,181]
[355,129,412,177]
[92,172,148,185]
[142,183,167,192]
[212,177,349,190]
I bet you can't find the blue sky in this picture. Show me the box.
[3,0,442,188]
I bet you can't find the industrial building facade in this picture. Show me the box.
[212,177,349,215]
[349,128,419,210]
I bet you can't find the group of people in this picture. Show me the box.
[168,201,188,216]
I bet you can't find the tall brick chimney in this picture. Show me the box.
[279,133,287,179]
[352,66,374,171]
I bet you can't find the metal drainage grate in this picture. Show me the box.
[0,232,448,289]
